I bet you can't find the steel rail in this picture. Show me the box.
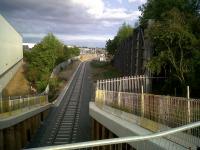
[50,63,84,144]
[27,121,200,150]
[68,63,86,142]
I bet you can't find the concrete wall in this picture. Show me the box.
[89,102,189,150]
[0,104,51,150]
[0,60,23,97]
[0,15,23,95]
[0,15,23,76]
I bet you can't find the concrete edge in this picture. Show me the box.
[52,62,82,107]
[0,103,52,129]
[0,61,82,129]
[89,102,186,150]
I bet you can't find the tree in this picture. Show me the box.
[106,23,133,55]
[105,38,118,55]
[139,0,199,25]
[116,23,133,43]
[147,8,198,94]
[24,33,80,92]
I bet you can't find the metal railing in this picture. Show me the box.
[96,90,200,131]
[95,76,200,148]
[27,121,200,150]
[0,94,48,119]
[97,75,166,94]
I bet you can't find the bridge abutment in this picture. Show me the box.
[0,107,50,150]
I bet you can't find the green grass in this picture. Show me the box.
[90,60,122,80]
[90,60,109,68]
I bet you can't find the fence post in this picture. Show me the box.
[103,80,106,105]
[136,75,139,93]
[146,76,150,93]
[187,86,191,123]
[28,95,30,109]
[9,96,11,116]
[187,86,190,99]
[141,85,144,117]
[130,76,132,92]
[95,80,99,103]
[118,79,122,107]
[0,85,2,102]
[112,78,114,102]
[20,96,23,112]
[0,96,2,113]
[132,76,135,92]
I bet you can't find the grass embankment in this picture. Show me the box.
[90,60,121,102]
[48,60,81,102]
[3,63,31,97]
[90,60,121,81]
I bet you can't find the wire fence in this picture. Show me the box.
[95,76,200,147]
[0,94,48,119]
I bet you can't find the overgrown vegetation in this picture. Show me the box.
[106,0,200,97]
[24,33,80,92]
[105,23,133,55]
[141,0,200,97]
[90,60,122,80]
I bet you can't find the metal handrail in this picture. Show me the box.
[27,121,200,150]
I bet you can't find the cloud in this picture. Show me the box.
[23,33,113,42]
[118,0,123,4]
[70,0,138,21]
[0,0,142,47]
[128,0,147,4]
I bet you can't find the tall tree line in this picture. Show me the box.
[24,33,80,92]
[106,0,200,97]
[140,0,200,97]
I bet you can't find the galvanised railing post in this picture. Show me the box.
[0,97,3,113]
[28,95,30,109]
[20,96,23,112]
[95,80,99,103]
[118,79,122,107]
[187,86,191,124]
[103,80,106,105]
[141,85,144,117]
[9,96,11,116]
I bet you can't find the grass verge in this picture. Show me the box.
[90,60,122,81]
[48,60,81,102]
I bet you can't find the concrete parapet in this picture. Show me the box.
[0,104,50,150]
[89,102,190,150]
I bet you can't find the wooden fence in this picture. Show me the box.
[0,94,48,119]
[113,26,152,76]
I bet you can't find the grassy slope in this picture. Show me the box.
[90,60,122,81]
[3,63,31,97]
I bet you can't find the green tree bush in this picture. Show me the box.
[106,23,133,55]
[24,33,80,92]
[139,0,200,96]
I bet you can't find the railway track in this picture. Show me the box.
[47,62,86,145]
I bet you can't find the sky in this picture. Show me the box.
[0,0,146,48]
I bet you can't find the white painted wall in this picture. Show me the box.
[0,15,23,76]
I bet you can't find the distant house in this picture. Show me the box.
[99,54,106,62]
[23,43,36,51]
[0,15,23,98]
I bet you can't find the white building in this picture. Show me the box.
[99,54,106,62]
[0,15,23,98]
